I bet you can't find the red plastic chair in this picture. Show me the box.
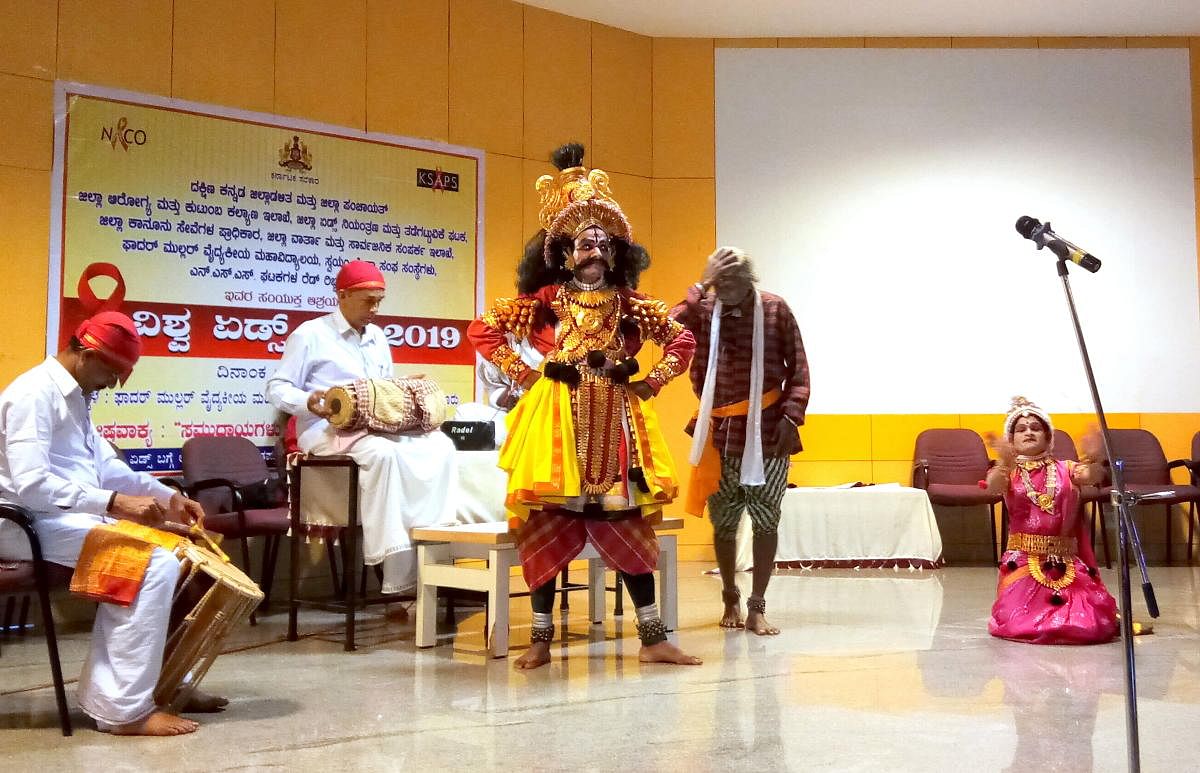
[913,429,1006,563]
[1052,429,1111,568]
[1101,429,1200,565]
[0,505,73,735]
[181,437,291,616]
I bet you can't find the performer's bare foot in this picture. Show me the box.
[744,610,780,636]
[513,641,552,670]
[182,689,229,713]
[385,603,410,622]
[109,711,199,736]
[719,590,744,629]
[639,640,702,665]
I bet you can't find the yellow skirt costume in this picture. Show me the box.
[498,370,679,527]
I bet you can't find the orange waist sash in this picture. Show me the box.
[684,389,782,516]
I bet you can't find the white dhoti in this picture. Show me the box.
[31,512,179,727]
[305,429,457,593]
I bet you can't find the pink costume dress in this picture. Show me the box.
[989,457,1118,645]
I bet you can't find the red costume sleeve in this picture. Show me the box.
[668,283,705,330]
[626,292,696,394]
[467,285,557,388]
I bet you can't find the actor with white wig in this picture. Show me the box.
[672,248,810,635]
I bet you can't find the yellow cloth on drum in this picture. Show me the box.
[364,379,420,428]
[498,374,679,527]
[329,378,420,428]
[70,520,185,606]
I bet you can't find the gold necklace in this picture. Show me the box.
[553,287,620,360]
[1016,455,1057,515]
[1028,557,1076,592]
[566,287,617,308]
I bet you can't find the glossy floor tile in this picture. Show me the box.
[1,564,1198,772]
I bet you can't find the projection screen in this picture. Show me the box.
[715,48,1198,413]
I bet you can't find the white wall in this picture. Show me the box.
[716,48,1198,414]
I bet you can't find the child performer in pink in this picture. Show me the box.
[982,397,1118,645]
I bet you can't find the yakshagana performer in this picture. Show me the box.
[982,396,1118,645]
[468,143,702,669]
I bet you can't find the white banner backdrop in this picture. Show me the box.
[716,48,1198,414]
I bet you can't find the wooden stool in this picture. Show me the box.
[413,519,681,658]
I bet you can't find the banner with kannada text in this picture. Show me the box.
[49,82,484,471]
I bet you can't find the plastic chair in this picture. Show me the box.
[1102,429,1200,565]
[913,429,1006,563]
[1052,429,1111,568]
[0,504,73,735]
[181,437,291,616]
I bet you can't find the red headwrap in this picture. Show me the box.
[335,260,386,292]
[74,311,142,384]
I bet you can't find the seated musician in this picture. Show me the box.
[0,312,218,735]
[264,260,457,593]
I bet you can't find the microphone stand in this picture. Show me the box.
[1053,256,1159,773]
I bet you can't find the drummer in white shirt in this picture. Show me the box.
[264,260,457,594]
[0,311,212,736]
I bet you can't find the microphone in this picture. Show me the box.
[1015,216,1102,273]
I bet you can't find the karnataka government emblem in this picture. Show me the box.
[278,135,313,171]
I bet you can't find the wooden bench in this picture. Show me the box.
[412,518,682,658]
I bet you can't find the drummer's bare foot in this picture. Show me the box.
[719,588,743,629]
[385,604,410,622]
[514,641,551,670]
[745,611,780,636]
[639,641,702,665]
[182,689,228,713]
[110,711,198,736]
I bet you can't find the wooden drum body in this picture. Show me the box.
[325,377,448,434]
[154,542,264,713]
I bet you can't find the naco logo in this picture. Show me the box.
[100,117,148,151]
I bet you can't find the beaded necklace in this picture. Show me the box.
[1016,453,1057,515]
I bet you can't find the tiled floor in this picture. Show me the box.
[1,563,1198,772]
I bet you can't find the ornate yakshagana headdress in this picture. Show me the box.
[536,143,631,268]
[1004,395,1055,441]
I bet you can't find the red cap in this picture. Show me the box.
[75,311,142,383]
[335,260,386,292]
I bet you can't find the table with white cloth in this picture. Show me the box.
[450,450,509,524]
[292,448,508,527]
[733,483,943,570]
